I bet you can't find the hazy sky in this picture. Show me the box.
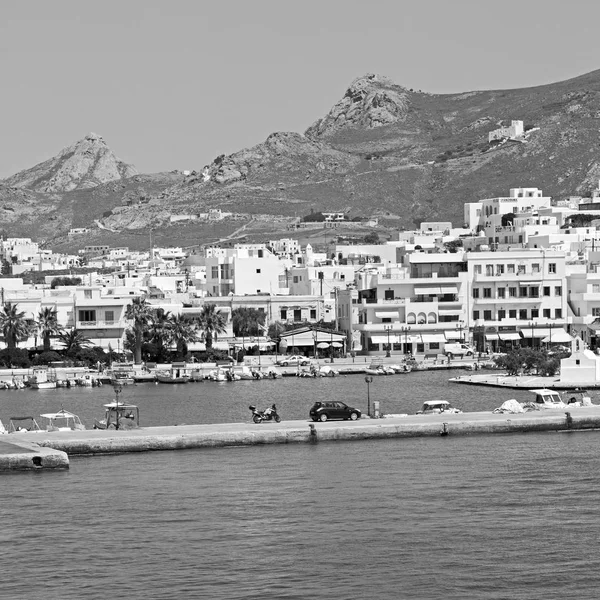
[2,0,600,178]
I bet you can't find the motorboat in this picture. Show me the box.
[527,389,566,409]
[132,371,157,383]
[389,364,412,374]
[416,400,462,415]
[77,373,102,387]
[40,409,86,431]
[8,416,42,432]
[93,401,140,430]
[110,371,135,386]
[27,368,57,389]
[156,370,190,384]
[238,366,256,380]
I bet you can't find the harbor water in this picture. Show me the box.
[4,370,600,599]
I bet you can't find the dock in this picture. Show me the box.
[3,407,600,470]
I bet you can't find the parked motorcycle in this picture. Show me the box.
[249,404,281,424]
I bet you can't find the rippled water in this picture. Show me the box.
[4,371,600,599]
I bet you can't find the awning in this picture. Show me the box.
[485,333,500,341]
[518,281,540,286]
[375,311,399,319]
[498,332,521,341]
[542,329,572,344]
[439,286,459,294]
[438,309,463,316]
[370,336,388,344]
[415,286,441,295]
[317,342,330,349]
[520,328,552,338]
[331,342,343,348]
[445,330,462,340]
[420,333,446,343]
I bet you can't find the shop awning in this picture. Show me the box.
[414,286,441,295]
[420,333,446,343]
[370,336,388,344]
[485,333,500,341]
[518,281,540,286]
[375,311,399,319]
[498,332,521,341]
[520,328,552,338]
[438,309,463,317]
[445,330,462,340]
[439,286,459,294]
[542,329,572,344]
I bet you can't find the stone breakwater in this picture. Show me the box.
[3,407,600,470]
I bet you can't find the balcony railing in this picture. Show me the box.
[77,320,124,329]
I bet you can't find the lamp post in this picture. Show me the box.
[330,328,334,363]
[401,325,411,355]
[384,325,392,358]
[365,375,373,417]
[456,319,464,343]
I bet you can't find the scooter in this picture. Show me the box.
[249,404,281,424]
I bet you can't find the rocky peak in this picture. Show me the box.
[305,73,410,139]
[3,133,137,192]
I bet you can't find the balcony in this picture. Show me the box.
[77,320,126,329]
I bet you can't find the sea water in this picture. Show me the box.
[3,371,600,599]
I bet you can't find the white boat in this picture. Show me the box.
[8,416,42,432]
[40,409,86,431]
[417,400,462,415]
[527,389,566,409]
[238,366,256,380]
[28,368,57,389]
[206,368,227,382]
[78,373,101,387]
[93,401,140,430]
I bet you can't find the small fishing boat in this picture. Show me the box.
[8,416,42,433]
[40,409,86,431]
[93,401,140,430]
[156,369,190,384]
[27,368,57,389]
[110,371,135,386]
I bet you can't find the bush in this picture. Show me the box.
[0,348,31,368]
[32,351,63,365]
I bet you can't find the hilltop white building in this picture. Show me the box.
[488,120,524,143]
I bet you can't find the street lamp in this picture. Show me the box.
[400,325,412,355]
[330,328,334,363]
[456,319,464,343]
[365,375,373,417]
[383,325,392,358]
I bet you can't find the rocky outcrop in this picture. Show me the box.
[305,74,410,139]
[3,133,137,192]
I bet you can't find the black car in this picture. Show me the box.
[309,401,361,422]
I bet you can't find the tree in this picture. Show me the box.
[232,307,265,337]
[0,302,30,350]
[363,232,380,244]
[37,307,62,352]
[58,329,92,356]
[50,276,82,289]
[169,314,199,358]
[444,239,463,253]
[125,296,153,364]
[149,308,172,362]
[196,304,227,350]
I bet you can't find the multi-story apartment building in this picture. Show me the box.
[467,250,568,351]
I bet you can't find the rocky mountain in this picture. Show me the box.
[3,132,137,192]
[4,69,600,247]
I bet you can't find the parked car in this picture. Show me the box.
[310,401,361,422]
[276,355,311,367]
[443,343,475,358]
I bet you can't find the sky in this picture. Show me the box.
[2,0,600,179]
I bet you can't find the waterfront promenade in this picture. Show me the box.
[4,406,600,471]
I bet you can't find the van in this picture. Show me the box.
[444,343,474,358]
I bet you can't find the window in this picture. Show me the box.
[280,310,287,320]
[519,309,528,320]
[384,290,394,300]
[293,276,299,284]
[430,342,440,350]
[84,290,92,299]
[211,266,219,279]
[472,288,480,298]
[473,310,480,320]
[105,310,114,323]
[509,309,517,319]
[543,286,550,296]
[529,287,539,298]
[486,264,493,276]
[509,287,517,297]
[555,286,562,296]
[310,309,316,319]
[78,309,96,322]
[484,310,492,321]
[498,309,506,320]
[548,263,557,274]
[555,308,562,319]
[593,284,600,294]
[519,287,528,298]
[293,309,301,321]
[532,263,540,273]
[507,264,515,274]
[498,287,505,298]
[518,264,526,275]
[593,308,600,317]
[496,264,504,276]
[483,288,492,298]
[543,309,551,318]
[474,265,482,275]
[256,269,261,274]
[531,309,539,318]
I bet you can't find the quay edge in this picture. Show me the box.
[0,439,69,471]
[6,408,600,458]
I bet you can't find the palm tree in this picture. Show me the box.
[0,302,31,350]
[37,307,62,352]
[231,307,265,338]
[125,296,153,364]
[149,308,172,362]
[169,314,199,358]
[196,304,227,350]
[58,329,92,356]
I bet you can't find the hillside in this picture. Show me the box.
[4,69,600,246]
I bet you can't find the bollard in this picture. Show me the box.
[440,423,449,436]
[308,423,318,443]
[565,412,573,429]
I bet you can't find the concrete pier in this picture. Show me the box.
[0,438,69,471]
[4,407,600,462]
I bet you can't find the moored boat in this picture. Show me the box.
[40,409,86,431]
